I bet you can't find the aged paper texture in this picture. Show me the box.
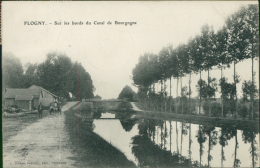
[2,1,259,168]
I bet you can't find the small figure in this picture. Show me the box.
[38,102,43,118]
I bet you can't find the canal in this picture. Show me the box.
[82,111,259,167]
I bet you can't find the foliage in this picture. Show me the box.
[203,101,222,117]
[118,85,137,101]
[216,26,230,69]
[219,77,237,116]
[197,78,218,100]
[69,62,95,100]
[22,63,39,88]
[242,80,258,102]
[238,103,248,119]
[94,95,102,99]
[2,52,24,90]
[2,52,95,100]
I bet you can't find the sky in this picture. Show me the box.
[2,1,259,99]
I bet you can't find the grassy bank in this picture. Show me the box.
[64,104,136,168]
[132,102,259,131]
[2,110,49,143]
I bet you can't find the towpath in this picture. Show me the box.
[3,102,78,168]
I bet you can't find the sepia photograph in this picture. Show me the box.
[2,1,259,168]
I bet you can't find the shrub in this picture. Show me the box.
[203,101,222,117]
[238,103,248,119]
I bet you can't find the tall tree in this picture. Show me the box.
[190,35,204,115]
[159,47,172,112]
[132,54,150,107]
[37,52,74,99]
[200,24,217,116]
[2,52,24,90]
[37,52,94,100]
[216,26,231,117]
[118,85,137,101]
[226,6,250,118]
[70,62,95,100]
[170,48,181,114]
[22,63,39,88]
[178,44,189,114]
[187,38,196,114]
[242,4,259,120]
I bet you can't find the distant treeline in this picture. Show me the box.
[132,5,258,119]
[2,52,95,100]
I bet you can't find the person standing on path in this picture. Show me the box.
[38,102,43,118]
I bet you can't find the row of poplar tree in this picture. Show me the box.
[2,52,95,100]
[132,4,258,119]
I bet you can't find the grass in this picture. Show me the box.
[2,110,49,143]
[64,104,136,168]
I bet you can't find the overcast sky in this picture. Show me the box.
[3,1,258,99]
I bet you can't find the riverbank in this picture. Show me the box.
[130,102,259,131]
[64,102,136,168]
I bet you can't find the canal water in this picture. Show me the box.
[86,111,259,167]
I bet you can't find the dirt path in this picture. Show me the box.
[129,102,142,111]
[3,102,78,168]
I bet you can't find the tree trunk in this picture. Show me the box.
[170,77,172,113]
[170,121,172,152]
[181,76,183,114]
[164,121,166,149]
[176,121,179,154]
[176,78,179,114]
[161,125,163,149]
[251,55,254,120]
[164,80,166,112]
[148,84,151,111]
[208,132,211,167]
[199,125,202,167]
[161,79,163,112]
[251,131,255,168]
[181,123,183,155]
[153,83,155,111]
[234,61,237,119]
[189,123,192,166]
[153,128,155,142]
[221,141,224,167]
[233,131,238,167]
[189,72,191,115]
[208,67,211,116]
[199,70,201,115]
[221,65,223,117]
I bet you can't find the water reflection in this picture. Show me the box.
[82,111,259,167]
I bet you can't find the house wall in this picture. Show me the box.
[29,85,57,107]
[5,99,15,106]
[40,90,55,107]
[41,98,55,107]
[32,98,39,109]
[16,100,30,110]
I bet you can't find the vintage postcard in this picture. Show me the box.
[2,1,259,168]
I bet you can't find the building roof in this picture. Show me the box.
[4,85,57,99]
[28,85,58,98]
[15,95,33,101]
[4,89,35,99]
